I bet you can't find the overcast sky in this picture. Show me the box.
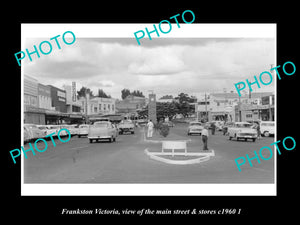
[24,38,275,100]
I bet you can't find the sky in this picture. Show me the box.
[24,37,275,100]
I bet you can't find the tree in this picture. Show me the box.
[77,87,94,99]
[121,88,131,99]
[121,89,144,99]
[97,89,111,98]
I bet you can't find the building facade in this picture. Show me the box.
[196,92,274,122]
[78,95,116,116]
[38,83,52,110]
[48,85,67,113]
[24,75,45,124]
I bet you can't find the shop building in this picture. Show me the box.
[24,75,45,124]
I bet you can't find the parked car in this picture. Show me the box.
[88,121,117,143]
[24,126,32,143]
[60,124,78,136]
[78,124,90,138]
[45,125,59,137]
[24,124,45,140]
[187,121,203,136]
[228,122,257,142]
[118,120,135,134]
[222,122,235,135]
[260,121,275,137]
[36,125,55,137]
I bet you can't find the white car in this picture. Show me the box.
[36,125,56,137]
[78,124,90,138]
[260,121,275,137]
[228,122,257,142]
[24,124,45,140]
[187,121,203,135]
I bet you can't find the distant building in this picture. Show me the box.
[115,95,147,119]
[78,95,116,116]
[196,92,274,122]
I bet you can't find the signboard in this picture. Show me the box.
[72,81,76,102]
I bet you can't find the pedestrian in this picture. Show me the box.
[211,122,216,135]
[147,119,154,138]
[256,122,261,140]
[201,125,209,150]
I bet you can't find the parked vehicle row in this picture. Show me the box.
[24,124,71,143]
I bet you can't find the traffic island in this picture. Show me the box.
[144,140,215,165]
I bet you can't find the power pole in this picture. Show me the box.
[205,92,208,122]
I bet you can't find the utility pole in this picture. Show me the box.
[205,92,208,122]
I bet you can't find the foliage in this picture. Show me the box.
[159,123,170,137]
[77,86,94,99]
[121,88,145,99]
[97,89,111,98]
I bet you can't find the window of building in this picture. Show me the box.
[108,104,110,110]
[103,104,106,110]
[246,114,252,118]
[112,104,114,111]
[99,104,101,111]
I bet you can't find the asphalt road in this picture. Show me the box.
[24,123,275,183]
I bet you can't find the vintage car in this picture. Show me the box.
[88,121,117,143]
[228,122,257,142]
[24,124,45,140]
[187,121,203,135]
[36,125,56,137]
[60,124,78,136]
[260,121,275,137]
[118,120,135,134]
[78,124,90,138]
[24,126,33,143]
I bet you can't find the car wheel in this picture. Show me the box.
[89,139,93,143]
[245,138,247,142]
[229,136,232,140]
[78,135,81,138]
[131,131,134,134]
[264,131,270,137]
[252,138,256,142]
[113,137,116,142]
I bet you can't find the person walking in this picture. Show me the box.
[201,126,209,150]
[147,119,154,138]
[256,122,261,140]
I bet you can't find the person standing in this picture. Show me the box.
[147,119,154,138]
[201,126,209,150]
[211,122,216,135]
[256,122,261,140]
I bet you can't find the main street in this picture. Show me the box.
[24,123,275,183]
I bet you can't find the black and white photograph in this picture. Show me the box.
[20,24,277,196]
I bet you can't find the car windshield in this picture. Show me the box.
[190,122,201,126]
[94,122,109,128]
[236,123,252,128]
[80,125,88,128]
[38,126,47,129]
